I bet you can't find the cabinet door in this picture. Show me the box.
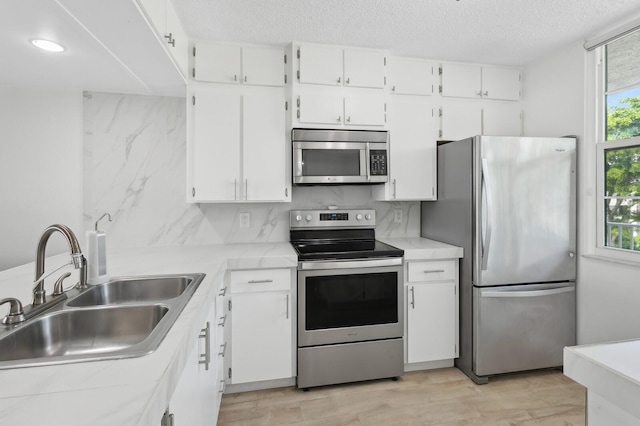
[387,98,437,200]
[242,46,285,87]
[482,104,522,136]
[440,104,482,141]
[441,63,482,99]
[407,282,457,363]
[192,92,241,201]
[242,95,287,201]
[170,337,201,425]
[344,96,386,126]
[482,67,521,101]
[165,0,188,77]
[198,306,220,426]
[298,94,344,125]
[298,44,343,86]
[231,291,292,384]
[194,43,241,84]
[343,48,386,89]
[388,57,434,95]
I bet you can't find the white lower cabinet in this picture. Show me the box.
[227,269,294,385]
[168,296,222,426]
[405,259,459,364]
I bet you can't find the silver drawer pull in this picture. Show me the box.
[247,279,273,284]
[218,342,227,357]
[218,379,225,394]
[218,287,227,296]
[423,269,445,273]
[218,314,227,327]
[198,322,211,370]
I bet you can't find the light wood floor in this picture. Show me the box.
[218,368,585,425]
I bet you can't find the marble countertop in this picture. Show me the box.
[379,237,463,260]
[564,339,640,418]
[0,243,296,426]
[0,238,460,425]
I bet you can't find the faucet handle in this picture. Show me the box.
[0,298,26,325]
[53,272,73,296]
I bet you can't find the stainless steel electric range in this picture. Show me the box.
[290,209,404,389]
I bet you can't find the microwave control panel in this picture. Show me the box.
[370,150,387,176]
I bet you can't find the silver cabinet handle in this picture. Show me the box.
[218,342,227,357]
[337,116,342,123]
[244,75,247,83]
[247,279,273,284]
[286,294,289,319]
[423,269,445,274]
[346,77,350,85]
[218,286,227,296]
[218,314,227,327]
[218,379,225,394]
[476,90,482,96]
[411,287,416,308]
[483,91,488,97]
[337,77,341,84]
[392,179,397,198]
[234,74,237,82]
[234,178,237,200]
[481,158,493,270]
[346,116,351,123]
[198,321,211,370]
[244,179,248,200]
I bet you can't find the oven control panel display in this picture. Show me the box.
[320,213,348,221]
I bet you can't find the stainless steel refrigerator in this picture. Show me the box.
[421,135,576,384]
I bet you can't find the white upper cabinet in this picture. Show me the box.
[297,44,386,88]
[343,49,386,89]
[440,103,483,141]
[441,63,521,101]
[298,44,344,86]
[194,44,241,84]
[388,57,435,95]
[137,0,188,78]
[194,43,285,86]
[297,94,344,125]
[242,47,286,86]
[190,91,288,202]
[344,96,386,126]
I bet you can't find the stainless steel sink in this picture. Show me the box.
[0,273,205,369]
[67,275,194,307]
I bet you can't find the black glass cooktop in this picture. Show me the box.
[290,229,403,261]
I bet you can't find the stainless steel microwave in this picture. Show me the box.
[292,129,389,185]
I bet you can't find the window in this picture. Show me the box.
[597,28,640,255]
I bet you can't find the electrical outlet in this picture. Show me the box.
[239,212,250,228]
[394,209,402,224]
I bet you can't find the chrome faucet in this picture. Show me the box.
[33,224,87,305]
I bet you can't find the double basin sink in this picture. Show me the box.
[0,273,205,369]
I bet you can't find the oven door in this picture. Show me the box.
[297,258,403,347]
[292,141,368,184]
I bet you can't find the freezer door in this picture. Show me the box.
[474,136,576,286]
[473,283,576,377]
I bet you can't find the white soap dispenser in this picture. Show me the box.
[86,212,112,285]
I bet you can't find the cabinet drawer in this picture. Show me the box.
[230,269,291,293]
[407,260,455,282]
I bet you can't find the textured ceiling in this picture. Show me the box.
[173,0,640,66]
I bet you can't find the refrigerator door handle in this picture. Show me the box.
[481,158,493,270]
[482,286,575,298]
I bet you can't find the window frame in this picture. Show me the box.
[594,37,640,262]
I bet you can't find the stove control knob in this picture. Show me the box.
[295,215,302,222]
[365,213,372,220]
[356,214,363,220]
[305,214,312,222]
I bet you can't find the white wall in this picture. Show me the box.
[523,41,640,344]
[0,88,83,271]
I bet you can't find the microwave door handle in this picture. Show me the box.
[293,147,303,178]
[365,143,371,182]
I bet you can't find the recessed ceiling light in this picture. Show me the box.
[30,39,65,53]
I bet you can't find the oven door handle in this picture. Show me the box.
[299,257,403,270]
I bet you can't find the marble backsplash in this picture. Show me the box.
[83,92,420,251]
